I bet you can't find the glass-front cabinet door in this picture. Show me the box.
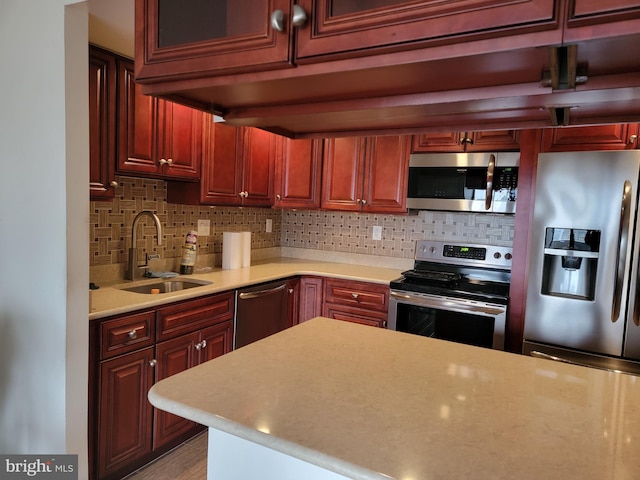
[295,0,559,60]
[135,0,294,80]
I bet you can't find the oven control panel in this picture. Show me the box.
[415,240,513,269]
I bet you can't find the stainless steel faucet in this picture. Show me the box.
[126,211,163,280]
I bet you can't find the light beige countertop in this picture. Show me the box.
[149,317,640,480]
[89,257,404,320]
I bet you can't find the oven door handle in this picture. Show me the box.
[390,291,506,316]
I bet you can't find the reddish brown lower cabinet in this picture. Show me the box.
[541,124,639,151]
[299,276,324,324]
[97,347,154,478]
[286,278,301,328]
[90,292,234,480]
[322,278,389,328]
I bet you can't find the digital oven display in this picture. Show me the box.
[443,245,486,260]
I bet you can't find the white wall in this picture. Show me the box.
[0,1,89,478]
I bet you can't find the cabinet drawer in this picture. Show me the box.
[323,304,388,328]
[100,311,155,359]
[323,279,389,313]
[157,292,235,341]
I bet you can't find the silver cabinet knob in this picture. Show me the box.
[356,198,361,204]
[128,329,138,340]
[149,359,157,367]
[630,134,638,144]
[276,194,281,200]
[110,181,118,188]
[292,5,308,27]
[159,158,168,165]
[288,288,294,294]
[167,158,173,166]
[201,339,207,349]
[271,9,285,32]
[361,199,367,205]
[351,293,359,299]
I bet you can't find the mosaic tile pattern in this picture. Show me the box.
[90,176,282,267]
[90,176,515,268]
[279,210,515,259]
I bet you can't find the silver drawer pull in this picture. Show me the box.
[128,329,138,340]
[351,293,359,299]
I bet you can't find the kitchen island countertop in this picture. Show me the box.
[148,317,640,480]
[89,257,405,320]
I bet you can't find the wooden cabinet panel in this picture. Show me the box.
[98,347,154,478]
[117,57,203,180]
[156,292,235,341]
[564,1,640,40]
[153,332,199,449]
[321,137,366,211]
[322,136,409,213]
[363,135,410,213]
[323,278,389,313]
[89,46,117,200]
[135,0,293,81]
[241,127,276,206]
[412,130,520,153]
[299,276,324,324]
[541,124,639,151]
[323,304,388,328]
[100,310,155,359]
[296,0,558,60]
[200,321,234,363]
[274,138,323,209]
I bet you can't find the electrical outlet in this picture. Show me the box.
[266,219,273,233]
[372,225,382,240]
[197,219,210,237]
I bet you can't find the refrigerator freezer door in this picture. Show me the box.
[624,201,640,360]
[524,151,640,356]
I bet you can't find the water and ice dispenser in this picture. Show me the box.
[540,228,600,300]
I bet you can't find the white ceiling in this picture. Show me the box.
[88,0,134,58]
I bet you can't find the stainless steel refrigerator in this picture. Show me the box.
[523,150,640,374]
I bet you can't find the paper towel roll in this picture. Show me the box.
[222,232,242,270]
[241,231,251,268]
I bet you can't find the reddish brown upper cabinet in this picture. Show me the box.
[89,45,117,200]
[322,136,410,213]
[411,130,521,153]
[135,0,559,80]
[167,123,276,206]
[541,124,640,151]
[117,58,203,181]
[274,138,323,209]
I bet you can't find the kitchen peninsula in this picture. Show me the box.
[149,317,640,480]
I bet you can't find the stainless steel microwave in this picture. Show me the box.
[406,152,519,213]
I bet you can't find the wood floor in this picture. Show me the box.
[124,432,208,480]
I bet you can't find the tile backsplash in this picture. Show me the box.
[90,176,514,279]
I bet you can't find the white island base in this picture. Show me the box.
[207,428,354,480]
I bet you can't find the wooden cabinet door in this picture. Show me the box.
[564,1,640,41]
[98,347,154,478]
[274,138,323,209]
[322,303,388,328]
[199,122,244,205]
[321,137,366,211]
[541,124,640,151]
[135,0,293,81]
[241,127,276,206]
[286,278,300,329]
[199,321,234,363]
[117,58,158,176]
[466,130,521,152]
[411,132,465,153]
[89,46,117,200]
[362,135,410,213]
[299,276,324,324]
[153,332,199,449]
[157,101,203,179]
[295,0,558,60]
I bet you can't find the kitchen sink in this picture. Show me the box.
[120,279,212,294]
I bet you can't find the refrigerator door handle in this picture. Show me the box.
[612,180,632,323]
[484,154,495,211]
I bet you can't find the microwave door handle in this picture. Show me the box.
[485,154,495,211]
[612,180,632,323]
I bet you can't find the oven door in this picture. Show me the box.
[388,290,507,350]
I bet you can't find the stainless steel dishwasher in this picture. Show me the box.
[234,280,290,349]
